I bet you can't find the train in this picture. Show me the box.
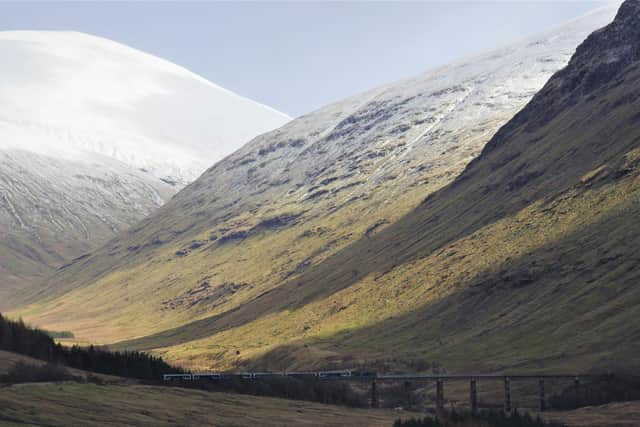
[163,373,194,381]
[162,370,377,381]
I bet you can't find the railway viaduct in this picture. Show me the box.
[164,371,599,413]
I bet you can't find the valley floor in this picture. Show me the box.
[0,382,414,427]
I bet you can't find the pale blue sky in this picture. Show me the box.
[0,1,614,117]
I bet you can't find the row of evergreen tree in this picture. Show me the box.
[0,313,182,380]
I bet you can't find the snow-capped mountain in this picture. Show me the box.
[0,31,290,308]
[17,6,619,366]
[0,31,291,185]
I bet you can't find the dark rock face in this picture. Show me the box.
[483,0,640,153]
[562,0,640,94]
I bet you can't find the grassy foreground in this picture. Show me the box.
[1,381,639,427]
[0,382,414,427]
[544,401,640,427]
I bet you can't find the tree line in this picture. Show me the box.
[0,313,182,380]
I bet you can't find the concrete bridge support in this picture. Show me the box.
[404,381,412,407]
[539,379,546,412]
[504,377,512,412]
[470,379,478,414]
[370,380,379,409]
[436,379,444,413]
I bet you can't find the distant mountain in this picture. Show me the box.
[0,31,290,309]
[12,7,620,371]
[0,31,291,185]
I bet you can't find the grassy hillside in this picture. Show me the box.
[0,382,414,427]
[0,242,57,311]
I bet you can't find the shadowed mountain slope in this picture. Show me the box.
[12,6,629,371]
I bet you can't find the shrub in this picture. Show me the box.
[393,409,568,427]
[2,361,77,383]
[44,330,75,339]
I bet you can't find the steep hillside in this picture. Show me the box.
[0,31,289,308]
[132,0,640,372]
[13,8,620,369]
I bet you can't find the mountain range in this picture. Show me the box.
[9,4,628,375]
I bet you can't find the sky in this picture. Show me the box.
[0,1,618,118]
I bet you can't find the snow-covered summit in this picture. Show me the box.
[0,31,291,185]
